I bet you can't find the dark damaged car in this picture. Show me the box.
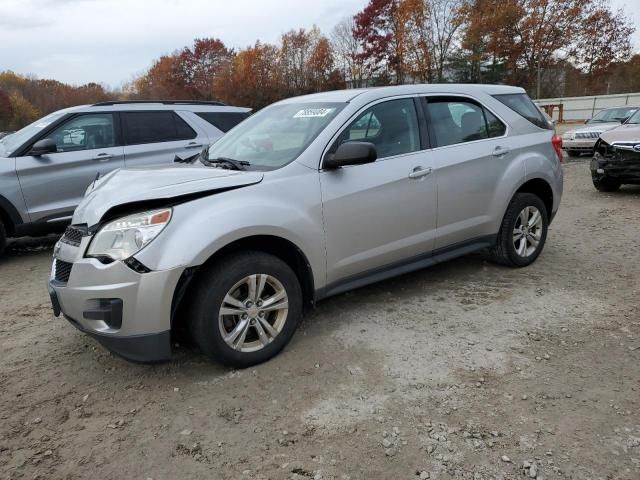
[591,112,640,192]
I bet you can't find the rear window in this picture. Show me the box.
[123,112,196,145]
[493,93,551,130]
[196,111,251,133]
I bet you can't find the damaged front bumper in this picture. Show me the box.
[591,142,640,184]
[48,232,184,363]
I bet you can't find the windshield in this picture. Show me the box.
[0,111,66,156]
[625,109,640,124]
[587,107,636,124]
[207,102,346,169]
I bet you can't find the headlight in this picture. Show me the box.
[87,208,172,261]
[562,132,572,140]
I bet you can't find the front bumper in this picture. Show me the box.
[591,149,640,183]
[49,237,184,363]
[562,138,597,152]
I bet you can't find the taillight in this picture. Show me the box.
[552,135,563,162]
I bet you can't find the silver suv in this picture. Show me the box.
[48,85,564,366]
[0,101,251,255]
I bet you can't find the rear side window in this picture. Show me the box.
[485,110,507,137]
[196,112,251,133]
[123,112,196,145]
[426,99,506,148]
[493,93,551,130]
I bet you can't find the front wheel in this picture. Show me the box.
[566,150,581,158]
[592,174,621,192]
[490,193,548,267]
[0,221,6,257]
[189,251,303,368]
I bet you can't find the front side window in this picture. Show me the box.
[330,98,420,159]
[625,109,640,125]
[47,114,115,152]
[123,112,196,145]
[206,102,345,170]
[427,99,505,148]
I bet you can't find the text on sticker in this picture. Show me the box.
[293,108,335,118]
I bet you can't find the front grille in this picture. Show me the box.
[575,131,601,139]
[61,225,86,246]
[54,259,73,283]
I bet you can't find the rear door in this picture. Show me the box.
[423,96,513,249]
[15,112,124,223]
[122,111,207,168]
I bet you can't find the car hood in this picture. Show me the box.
[599,123,640,144]
[73,165,264,227]
[567,122,620,135]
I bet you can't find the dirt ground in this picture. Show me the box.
[1,160,639,480]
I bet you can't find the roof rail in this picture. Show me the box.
[92,100,227,106]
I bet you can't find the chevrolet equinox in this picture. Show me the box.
[48,85,563,367]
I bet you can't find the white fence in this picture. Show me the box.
[535,92,640,122]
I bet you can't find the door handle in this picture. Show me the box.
[93,153,113,161]
[184,142,203,149]
[408,166,433,179]
[492,146,511,157]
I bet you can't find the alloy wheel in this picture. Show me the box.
[512,206,543,258]
[218,274,289,353]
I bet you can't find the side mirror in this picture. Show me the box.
[29,138,57,156]
[324,142,377,169]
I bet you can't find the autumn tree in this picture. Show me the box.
[0,90,13,131]
[569,0,634,91]
[175,38,235,99]
[223,42,284,109]
[7,92,39,130]
[331,17,367,87]
[353,0,402,83]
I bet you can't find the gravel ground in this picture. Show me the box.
[1,160,639,480]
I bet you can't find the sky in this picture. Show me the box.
[0,0,639,88]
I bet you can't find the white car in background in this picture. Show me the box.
[562,106,639,157]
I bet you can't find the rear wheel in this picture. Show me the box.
[566,150,581,158]
[189,251,303,368]
[490,193,548,268]
[592,174,621,192]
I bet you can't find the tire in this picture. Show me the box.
[189,251,303,368]
[592,174,621,192]
[0,220,6,257]
[490,193,548,268]
[566,150,581,157]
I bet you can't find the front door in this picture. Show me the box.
[320,98,437,286]
[15,112,124,223]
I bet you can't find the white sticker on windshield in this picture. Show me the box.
[33,122,52,129]
[293,108,335,118]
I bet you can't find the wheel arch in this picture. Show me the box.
[513,178,554,220]
[0,194,22,236]
[170,234,316,338]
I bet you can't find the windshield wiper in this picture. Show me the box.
[203,156,250,171]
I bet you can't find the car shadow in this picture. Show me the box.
[616,185,640,196]
[2,235,59,259]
